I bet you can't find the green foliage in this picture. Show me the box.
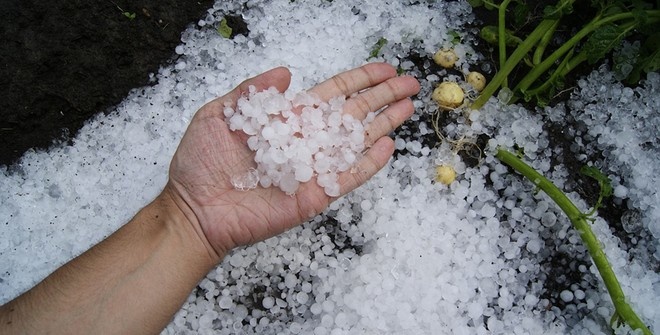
[511,2,530,28]
[496,149,651,335]
[584,25,627,64]
[479,26,522,46]
[217,18,232,39]
[448,30,462,45]
[471,0,660,109]
[367,37,388,60]
[470,1,659,329]
[111,1,136,21]
[543,0,574,19]
[580,165,613,214]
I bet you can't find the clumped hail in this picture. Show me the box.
[224,86,367,197]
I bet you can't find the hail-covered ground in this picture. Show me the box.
[1,1,658,334]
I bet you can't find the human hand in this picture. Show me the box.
[164,63,420,260]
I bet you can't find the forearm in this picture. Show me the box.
[0,188,221,335]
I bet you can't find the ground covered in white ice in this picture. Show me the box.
[1,1,658,334]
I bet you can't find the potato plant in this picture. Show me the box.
[469,0,660,108]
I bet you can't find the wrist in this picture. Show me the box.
[157,184,226,265]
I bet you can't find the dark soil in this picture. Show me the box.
[0,0,214,167]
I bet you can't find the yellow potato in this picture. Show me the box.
[467,71,487,92]
[434,165,457,185]
[432,82,464,110]
[433,49,458,68]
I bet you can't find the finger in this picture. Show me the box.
[364,98,415,147]
[338,136,395,196]
[308,63,397,100]
[342,75,420,120]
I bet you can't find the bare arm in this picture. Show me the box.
[0,190,217,334]
[0,63,420,334]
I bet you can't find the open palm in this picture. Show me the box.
[166,63,420,258]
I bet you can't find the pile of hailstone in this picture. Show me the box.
[225,86,367,196]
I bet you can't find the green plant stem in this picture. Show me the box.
[472,19,558,109]
[498,0,512,88]
[516,15,657,104]
[495,148,652,335]
[513,10,660,96]
[533,20,559,65]
[521,49,586,103]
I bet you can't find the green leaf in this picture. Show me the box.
[583,24,626,64]
[602,3,626,17]
[543,0,574,19]
[217,18,232,39]
[448,30,462,45]
[634,6,658,35]
[123,12,136,20]
[580,165,613,212]
[479,25,523,46]
[480,25,498,45]
[512,2,530,29]
[367,37,388,60]
[580,166,613,197]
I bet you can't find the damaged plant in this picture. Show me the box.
[469,0,660,108]
[496,148,652,334]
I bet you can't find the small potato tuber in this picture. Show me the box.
[466,71,487,92]
[434,165,457,185]
[433,49,458,68]
[432,82,464,110]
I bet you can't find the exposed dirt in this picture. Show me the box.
[0,0,214,167]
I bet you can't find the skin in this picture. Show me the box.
[0,63,420,335]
